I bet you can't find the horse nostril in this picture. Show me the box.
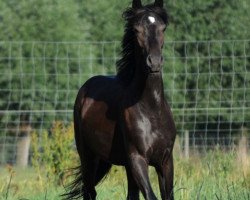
[147,55,163,69]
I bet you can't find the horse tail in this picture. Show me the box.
[61,166,83,200]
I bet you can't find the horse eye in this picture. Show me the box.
[159,25,166,32]
[134,28,139,33]
[161,27,166,32]
[134,25,143,33]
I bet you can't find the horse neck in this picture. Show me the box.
[129,49,165,107]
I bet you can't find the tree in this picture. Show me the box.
[163,0,250,137]
[0,0,89,165]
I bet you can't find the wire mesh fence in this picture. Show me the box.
[0,40,249,165]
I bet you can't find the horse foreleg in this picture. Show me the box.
[125,166,139,200]
[128,153,158,200]
[157,154,174,200]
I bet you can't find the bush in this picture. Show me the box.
[31,122,78,185]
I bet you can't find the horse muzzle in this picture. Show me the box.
[146,54,163,73]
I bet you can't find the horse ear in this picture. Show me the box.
[132,0,142,9]
[154,0,163,7]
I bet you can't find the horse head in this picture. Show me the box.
[131,0,168,74]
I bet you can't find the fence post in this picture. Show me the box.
[184,130,189,159]
[16,125,32,168]
[238,128,249,174]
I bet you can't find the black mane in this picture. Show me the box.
[116,4,168,85]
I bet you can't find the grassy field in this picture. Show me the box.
[0,149,249,200]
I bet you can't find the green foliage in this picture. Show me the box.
[31,122,77,185]
[77,0,126,41]
[0,0,249,136]
[202,149,236,177]
[0,0,90,133]
[0,0,88,41]
[166,0,250,41]
[163,40,250,134]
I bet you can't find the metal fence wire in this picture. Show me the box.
[0,40,249,165]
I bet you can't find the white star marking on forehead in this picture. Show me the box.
[148,16,156,23]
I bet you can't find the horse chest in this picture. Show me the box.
[124,105,172,160]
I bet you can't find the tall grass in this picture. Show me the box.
[0,123,249,199]
[0,148,249,200]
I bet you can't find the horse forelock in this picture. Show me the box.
[123,5,168,24]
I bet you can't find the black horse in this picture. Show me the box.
[64,0,176,199]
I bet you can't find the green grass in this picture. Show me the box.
[0,150,250,200]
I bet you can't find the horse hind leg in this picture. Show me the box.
[62,156,98,200]
[63,124,98,199]
[94,160,112,185]
[78,159,111,200]
[80,155,99,200]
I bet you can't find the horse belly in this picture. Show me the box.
[81,98,126,164]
